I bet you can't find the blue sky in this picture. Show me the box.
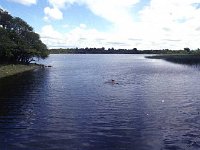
[1,0,200,50]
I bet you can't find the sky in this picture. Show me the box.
[1,0,200,50]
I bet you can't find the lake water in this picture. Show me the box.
[1,54,200,150]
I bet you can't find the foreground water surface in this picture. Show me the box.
[1,54,200,150]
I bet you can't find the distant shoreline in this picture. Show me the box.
[146,54,200,65]
[49,48,191,55]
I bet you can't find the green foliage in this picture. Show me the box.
[0,8,48,63]
[184,47,190,53]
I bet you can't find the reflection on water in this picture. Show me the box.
[1,54,200,150]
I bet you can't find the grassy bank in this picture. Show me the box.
[0,64,40,79]
[146,54,200,65]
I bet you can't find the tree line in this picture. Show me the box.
[49,47,199,54]
[0,8,48,64]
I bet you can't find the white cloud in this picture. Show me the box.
[85,0,139,27]
[43,0,141,48]
[62,24,69,28]
[42,0,200,49]
[41,25,63,39]
[46,0,139,26]
[40,25,64,48]
[79,23,87,29]
[40,24,130,48]
[44,7,63,20]
[8,0,37,6]
[137,0,200,49]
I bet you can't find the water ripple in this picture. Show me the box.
[1,54,200,149]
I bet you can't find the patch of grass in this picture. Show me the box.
[146,54,200,65]
[0,64,40,79]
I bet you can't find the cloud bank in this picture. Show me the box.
[41,0,200,49]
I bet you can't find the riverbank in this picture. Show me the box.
[146,54,200,65]
[0,64,40,79]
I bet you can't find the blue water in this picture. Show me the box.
[1,54,200,150]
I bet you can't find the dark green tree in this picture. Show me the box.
[0,8,48,63]
[0,8,12,29]
[184,47,190,53]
